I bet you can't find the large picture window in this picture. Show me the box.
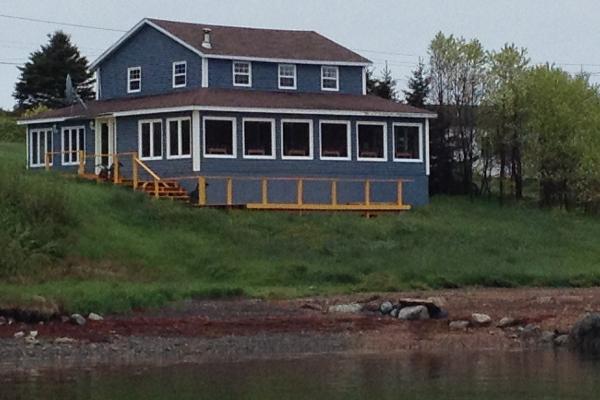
[282,120,312,159]
[29,128,52,167]
[203,117,236,158]
[128,66,141,93]
[233,61,252,87]
[62,126,85,165]
[243,119,275,159]
[320,121,350,160]
[167,117,191,159]
[357,122,387,161]
[393,123,422,161]
[139,120,163,160]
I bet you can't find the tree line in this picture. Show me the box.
[369,32,600,213]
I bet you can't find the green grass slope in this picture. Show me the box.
[2,141,600,314]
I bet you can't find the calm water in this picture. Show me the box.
[3,351,600,399]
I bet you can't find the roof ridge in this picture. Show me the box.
[147,18,314,33]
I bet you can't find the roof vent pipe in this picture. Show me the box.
[202,28,212,49]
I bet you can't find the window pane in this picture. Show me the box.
[234,63,249,73]
[141,123,151,158]
[394,126,420,159]
[152,122,162,157]
[320,123,348,158]
[235,74,249,85]
[205,120,233,155]
[181,120,191,155]
[280,77,295,88]
[70,129,78,162]
[244,121,272,156]
[169,121,179,156]
[358,124,385,159]
[31,131,39,165]
[175,75,186,86]
[175,63,186,74]
[283,122,310,157]
[46,131,53,164]
[78,129,85,151]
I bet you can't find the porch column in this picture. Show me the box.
[192,110,201,172]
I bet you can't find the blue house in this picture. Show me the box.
[20,18,436,211]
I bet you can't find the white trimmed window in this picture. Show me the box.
[243,119,275,159]
[321,66,339,91]
[357,122,387,161]
[138,120,163,160]
[203,117,237,158]
[393,123,422,162]
[172,61,187,88]
[233,61,252,87]
[128,67,141,93]
[29,128,53,167]
[278,64,297,89]
[167,117,191,159]
[319,121,350,160]
[61,126,86,166]
[281,120,313,159]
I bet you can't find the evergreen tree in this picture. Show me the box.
[404,59,430,107]
[371,63,397,100]
[14,31,94,110]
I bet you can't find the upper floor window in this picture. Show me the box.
[278,64,297,90]
[321,66,339,91]
[128,67,141,93]
[233,61,252,87]
[172,61,187,88]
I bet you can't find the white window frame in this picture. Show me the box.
[278,64,297,90]
[233,61,252,87]
[127,66,141,93]
[29,128,53,168]
[356,122,388,162]
[138,119,163,161]
[392,122,423,163]
[202,116,237,159]
[61,126,86,166]
[172,61,187,88]
[281,119,313,160]
[242,118,276,160]
[319,120,351,161]
[166,117,192,160]
[321,66,339,91]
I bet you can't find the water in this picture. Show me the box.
[3,351,600,399]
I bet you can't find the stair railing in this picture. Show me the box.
[131,154,162,198]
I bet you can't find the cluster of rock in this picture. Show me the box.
[377,298,447,320]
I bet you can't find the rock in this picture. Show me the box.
[70,313,86,326]
[497,317,518,329]
[554,334,570,347]
[390,308,399,318]
[398,305,430,321]
[60,315,71,323]
[363,301,380,313]
[328,303,363,313]
[570,313,600,355]
[398,298,442,318]
[536,296,554,305]
[449,320,470,331]
[471,313,492,326]
[14,331,25,339]
[24,335,39,345]
[541,331,556,343]
[0,316,6,326]
[379,301,394,315]
[426,297,447,308]
[300,303,322,312]
[519,324,541,339]
[29,330,38,339]
[7,318,14,325]
[88,312,104,321]
[54,337,77,345]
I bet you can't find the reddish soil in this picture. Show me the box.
[1,287,598,347]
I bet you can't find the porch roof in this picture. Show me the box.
[18,88,437,125]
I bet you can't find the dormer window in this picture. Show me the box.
[321,66,339,91]
[278,64,297,90]
[233,61,252,87]
[127,66,141,93]
[172,61,187,88]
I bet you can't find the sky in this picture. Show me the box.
[2,0,600,109]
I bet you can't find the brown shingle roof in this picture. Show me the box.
[20,88,436,123]
[148,19,370,64]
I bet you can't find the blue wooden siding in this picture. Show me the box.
[98,25,203,100]
[208,59,364,94]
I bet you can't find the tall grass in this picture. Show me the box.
[2,141,600,313]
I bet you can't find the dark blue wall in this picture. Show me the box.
[98,25,202,100]
[208,59,364,95]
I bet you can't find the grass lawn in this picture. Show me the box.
[2,141,600,314]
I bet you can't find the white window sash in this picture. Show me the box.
[202,117,237,159]
[128,67,142,93]
[61,127,85,166]
[392,122,423,163]
[167,117,191,159]
[30,129,53,168]
[138,119,163,161]
[319,120,351,161]
[321,66,339,91]
[233,62,252,87]
[278,64,297,90]
[356,122,388,162]
[281,119,313,160]
[172,61,187,88]
[242,118,276,159]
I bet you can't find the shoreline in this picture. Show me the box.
[1,287,597,374]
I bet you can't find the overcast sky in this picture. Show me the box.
[1,0,600,109]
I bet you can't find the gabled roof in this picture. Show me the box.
[91,18,371,70]
[18,88,436,124]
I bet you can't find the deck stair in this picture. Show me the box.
[137,180,190,201]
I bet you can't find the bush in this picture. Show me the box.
[0,115,24,142]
